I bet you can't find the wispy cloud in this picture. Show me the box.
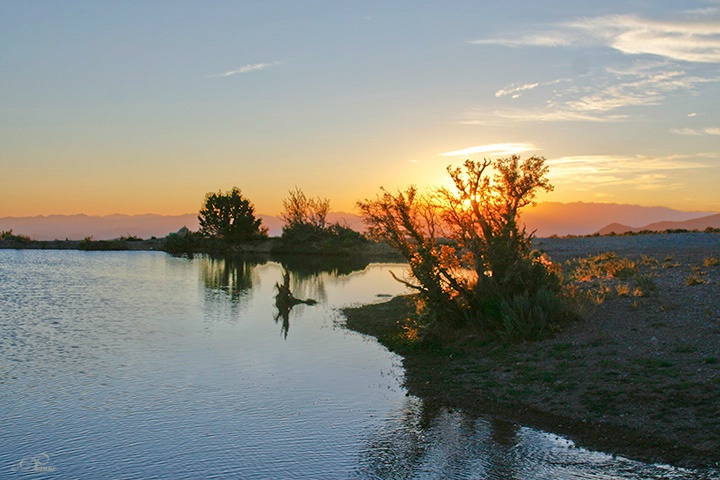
[569,15,720,63]
[546,154,708,191]
[671,126,720,135]
[671,127,704,135]
[471,34,572,48]
[495,82,539,98]
[208,61,280,78]
[439,143,538,157]
[465,60,719,124]
[495,79,570,99]
[470,14,720,63]
[491,108,629,123]
[565,66,710,113]
[466,11,720,125]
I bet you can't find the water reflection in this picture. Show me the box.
[199,254,375,338]
[199,255,267,300]
[269,256,371,338]
[275,254,371,279]
[357,396,712,479]
[358,397,495,478]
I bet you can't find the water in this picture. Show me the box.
[0,250,715,479]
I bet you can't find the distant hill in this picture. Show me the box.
[1,203,715,240]
[0,212,366,240]
[597,213,720,235]
[519,202,714,237]
[0,214,200,241]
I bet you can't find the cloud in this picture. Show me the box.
[466,11,720,125]
[671,128,703,135]
[439,143,538,157]
[571,15,720,63]
[465,60,719,124]
[493,108,629,123]
[470,14,720,63]
[470,34,572,48]
[671,126,720,135]
[456,106,629,125]
[565,66,710,113]
[495,82,540,98]
[209,61,280,78]
[495,78,570,99]
[546,154,708,190]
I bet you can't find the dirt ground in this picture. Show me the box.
[344,232,720,468]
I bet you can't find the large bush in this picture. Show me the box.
[358,155,564,339]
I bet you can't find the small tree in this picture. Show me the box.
[198,187,267,242]
[280,187,331,242]
[358,155,561,338]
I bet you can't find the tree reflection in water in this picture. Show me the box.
[357,396,522,479]
[199,255,266,302]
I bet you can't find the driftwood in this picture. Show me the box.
[275,270,317,307]
[274,270,317,338]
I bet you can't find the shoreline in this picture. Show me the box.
[0,237,405,259]
[343,232,720,469]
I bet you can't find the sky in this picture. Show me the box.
[1,1,719,217]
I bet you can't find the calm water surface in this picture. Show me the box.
[0,250,715,479]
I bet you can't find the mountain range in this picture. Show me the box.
[0,202,716,241]
[596,213,720,235]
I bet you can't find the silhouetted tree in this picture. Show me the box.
[198,187,267,242]
[280,187,331,242]
[358,155,562,339]
[278,188,366,251]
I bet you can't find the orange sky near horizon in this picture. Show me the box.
[2,3,719,218]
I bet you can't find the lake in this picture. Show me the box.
[0,250,713,479]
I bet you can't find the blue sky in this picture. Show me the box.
[1,1,719,216]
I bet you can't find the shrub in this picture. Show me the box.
[704,256,719,267]
[119,234,143,242]
[358,155,564,340]
[0,230,32,243]
[616,283,631,296]
[498,288,563,341]
[164,230,206,255]
[278,188,366,251]
[78,237,129,251]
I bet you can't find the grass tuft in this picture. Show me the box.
[704,256,719,267]
[686,274,705,286]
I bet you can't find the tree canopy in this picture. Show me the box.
[198,187,267,242]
